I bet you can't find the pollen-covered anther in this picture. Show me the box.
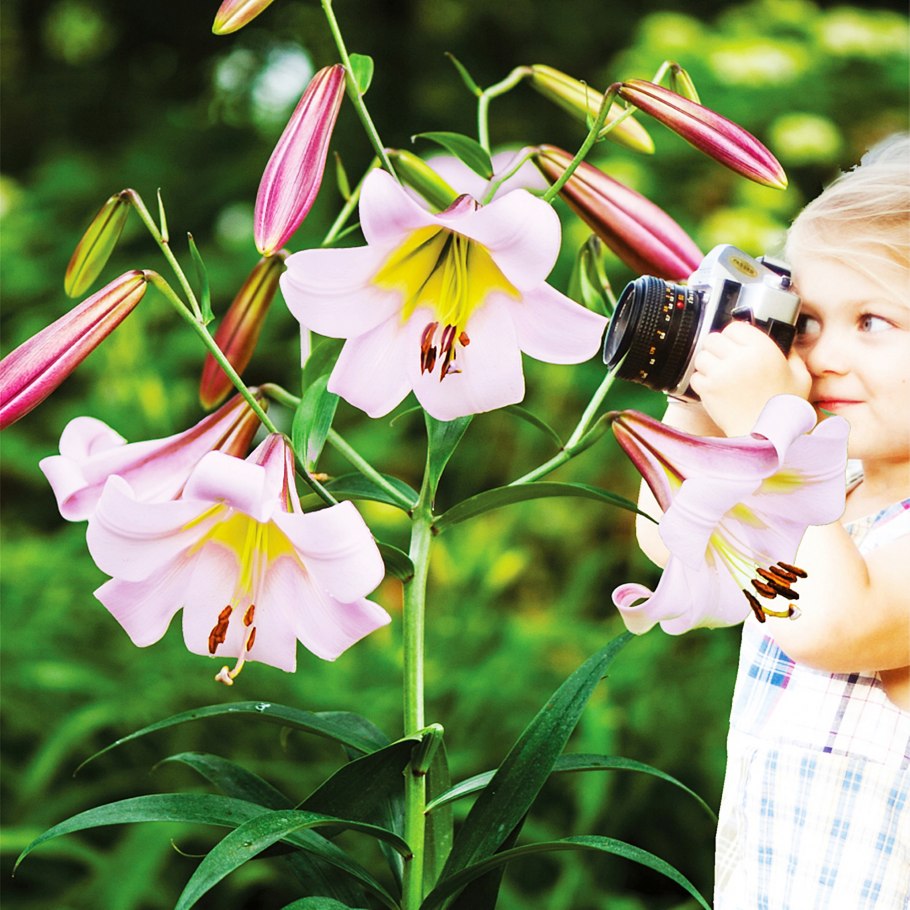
[751,579,780,600]
[743,589,766,624]
[777,561,807,578]
[208,605,232,654]
[420,322,438,374]
[243,604,256,626]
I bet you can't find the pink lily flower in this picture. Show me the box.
[280,168,607,421]
[422,149,548,202]
[40,391,264,522]
[0,271,149,430]
[86,434,389,680]
[254,64,346,256]
[611,395,848,634]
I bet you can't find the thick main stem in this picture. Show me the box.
[401,501,433,908]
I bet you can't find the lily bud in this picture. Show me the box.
[617,80,788,189]
[212,0,277,35]
[254,64,346,256]
[386,149,460,209]
[64,191,132,298]
[535,145,702,279]
[1,271,149,430]
[199,253,287,409]
[528,65,654,154]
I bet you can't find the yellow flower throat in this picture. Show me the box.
[373,225,520,380]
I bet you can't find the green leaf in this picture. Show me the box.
[174,809,411,910]
[424,740,453,889]
[282,900,367,910]
[448,815,525,910]
[421,835,711,910]
[158,752,290,809]
[444,52,483,97]
[439,634,631,879]
[187,232,213,324]
[153,758,380,906]
[302,337,343,386]
[424,413,471,504]
[348,53,374,94]
[502,405,562,447]
[435,481,642,531]
[326,472,419,510]
[334,152,352,201]
[76,703,389,772]
[412,132,493,180]
[292,375,340,470]
[426,752,716,820]
[377,542,414,582]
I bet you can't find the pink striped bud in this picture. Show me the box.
[617,80,788,189]
[212,0,277,35]
[254,64,346,256]
[64,191,132,298]
[1,271,149,429]
[528,65,654,154]
[199,253,287,409]
[535,145,702,279]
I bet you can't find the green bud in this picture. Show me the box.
[386,149,460,210]
[64,191,131,298]
[528,65,654,154]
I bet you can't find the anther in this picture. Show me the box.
[743,589,766,623]
[777,561,807,578]
[758,567,789,587]
[750,579,779,600]
[767,565,798,584]
[243,604,256,626]
[459,331,470,346]
[767,580,799,600]
[208,605,232,654]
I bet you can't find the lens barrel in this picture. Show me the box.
[602,276,702,393]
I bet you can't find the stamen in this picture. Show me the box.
[208,605,232,654]
[767,580,799,600]
[243,604,256,626]
[757,567,789,587]
[768,564,798,584]
[214,626,257,686]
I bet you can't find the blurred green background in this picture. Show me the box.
[1,0,907,907]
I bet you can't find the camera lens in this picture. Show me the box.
[602,276,702,393]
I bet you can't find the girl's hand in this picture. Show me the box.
[689,321,811,436]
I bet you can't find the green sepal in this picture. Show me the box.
[421,835,711,910]
[438,634,631,879]
[434,481,642,531]
[444,52,483,97]
[424,413,472,506]
[412,132,493,180]
[75,703,390,774]
[186,232,213,324]
[426,752,716,820]
[377,542,415,582]
[173,809,410,910]
[502,405,562,447]
[348,53,375,95]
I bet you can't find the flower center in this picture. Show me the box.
[710,525,805,622]
[188,507,296,684]
[373,225,520,380]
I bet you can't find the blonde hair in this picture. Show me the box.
[785,134,910,290]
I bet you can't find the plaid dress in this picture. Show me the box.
[714,500,910,909]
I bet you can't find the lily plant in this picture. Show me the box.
[3,5,836,910]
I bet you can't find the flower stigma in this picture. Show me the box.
[373,222,520,381]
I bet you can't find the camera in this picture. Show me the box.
[602,244,800,399]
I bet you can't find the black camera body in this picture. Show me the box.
[602,244,801,400]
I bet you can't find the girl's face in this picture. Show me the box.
[791,252,910,466]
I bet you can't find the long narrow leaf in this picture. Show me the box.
[434,482,642,531]
[15,794,397,908]
[158,752,291,809]
[174,809,411,910]
[326,472,419,510]
[421,836,711,910]
[424,413,472,505]
[426,752,716,820]
[76,703,389,773]
[439,634,631,878]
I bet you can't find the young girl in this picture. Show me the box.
[638,134,910,907]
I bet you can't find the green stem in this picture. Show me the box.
[401,490,433,909]
[320,0,396,178]
[510,367,618,485]
[147,274,337,505]
[480,147,536,205]
[126,190,203,322]
[477,66,530,152]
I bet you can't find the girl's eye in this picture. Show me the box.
[795,313,821,338]
[859,314,891,333]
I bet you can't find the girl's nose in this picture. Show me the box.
[803,328,849,376]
